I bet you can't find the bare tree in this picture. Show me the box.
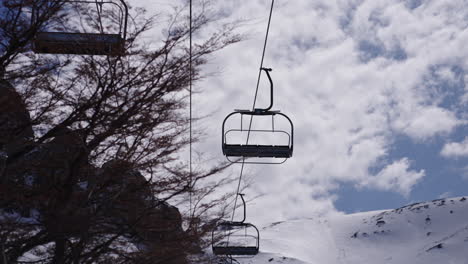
[0,0,240,263]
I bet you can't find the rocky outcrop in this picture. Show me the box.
[95,160,187,262]
[0,80,33,156]
[0,80,189,263]
[2,128,90,235]
[4,128,88,189]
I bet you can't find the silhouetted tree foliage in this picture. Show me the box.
[0,0,240,263]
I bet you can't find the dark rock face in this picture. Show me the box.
[4,128,90,234]
[5,128,87,189]
[0,82,188,263]
[427,243,443,251]
[92,160,188,263]
[38,131,90,236]
[0,80,33,156]
[29,129,87,186]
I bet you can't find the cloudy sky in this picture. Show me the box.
[137,0,468,225]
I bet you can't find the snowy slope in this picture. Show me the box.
[228,196,468,264]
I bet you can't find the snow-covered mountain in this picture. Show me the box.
[224,196,468,264]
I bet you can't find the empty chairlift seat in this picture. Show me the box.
[221,68,294,163]
[212,194,260,256]
[32,0,128,56]
[212,220,259,256]
[212,222,259,256]
[222,110,294,162]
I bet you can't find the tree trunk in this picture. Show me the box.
[52,238,66,264]
[0,240,7,264]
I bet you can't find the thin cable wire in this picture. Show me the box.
[95,0,104,34]
[230,0,275,222]
[189,0,193,218]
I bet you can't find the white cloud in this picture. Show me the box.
[360,158,425,197]
[438,191,452,199]
[194,0,467,218]
[391,106,460,140]
[435,67,457,84]
[137,0,468,220]
[441,137,468,158]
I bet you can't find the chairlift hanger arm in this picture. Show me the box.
[239,193,246,223]
[216,193,247,224]
[255,67,274,112]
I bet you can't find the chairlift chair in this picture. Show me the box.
[32,0,128,56]
[222,68,294,164]
[212,194,260,256]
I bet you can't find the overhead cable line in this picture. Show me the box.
[230,0,275,223]
[189,0,193,217]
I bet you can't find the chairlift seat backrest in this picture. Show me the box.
[33,32,124,56]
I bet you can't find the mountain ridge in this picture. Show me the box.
[227,196,468,264]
